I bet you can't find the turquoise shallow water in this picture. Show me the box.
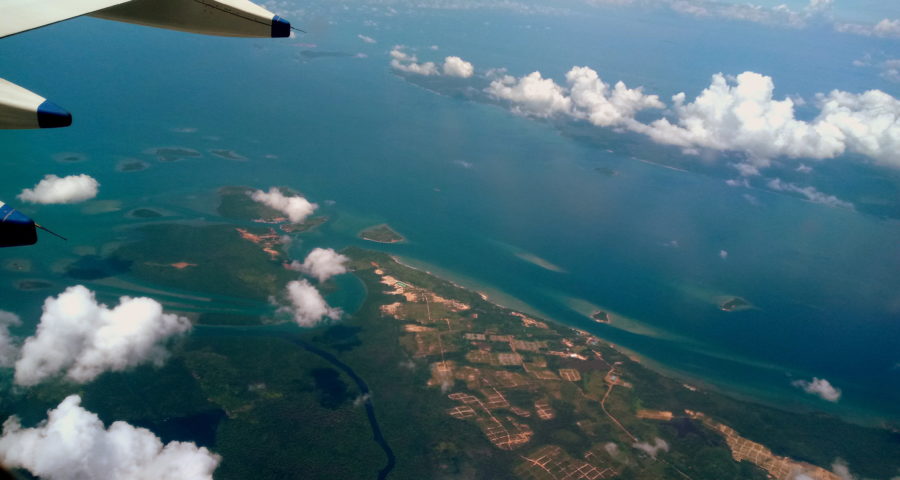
[1,5,899,424]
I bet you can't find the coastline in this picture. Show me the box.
[386,253,892,427]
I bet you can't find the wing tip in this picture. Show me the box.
[37,100,72,128]
[271,15,290,38]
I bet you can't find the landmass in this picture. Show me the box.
[336,248,899,480]
[117,159,149,172]
[145,146,203,162]
[53,152,87,163]
[26,192,895,480]
[687,411,841,480]
[209,149,247,161]
[14,279,53,291]
[595,167,619,177]
[359,224,405,243]
[112,223,295,301]
[719,297,751,312]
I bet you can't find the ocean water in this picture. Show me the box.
[1,4,899,424]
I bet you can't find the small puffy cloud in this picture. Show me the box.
[279,279,341,327]
[18,174,99,204]
[831,459,855,480]
[603,442,620,457]
[287,248,349,283]
[357,34,376,44]
[767,179,853,209]
[353,393,371,407]
[796,163,813,173]
[390,48,476,79]
[0,311,21,368]
[719,249,728,259]
[632,437,669,458]
[443,56,474,78]
[14,286,191,386]
[390,47,439,76]
[792,377,842,402]
[251,187,318,224]
[0,395,220,480]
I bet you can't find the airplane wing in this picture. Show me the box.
[1,0,291,40]
[1,0,291,130]
[0,0,132,39]
[1,0,292,247]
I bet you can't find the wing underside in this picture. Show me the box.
[0,0,132,39]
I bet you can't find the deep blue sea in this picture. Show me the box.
[1,2,898,424]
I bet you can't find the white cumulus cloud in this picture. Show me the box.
[250,187,318,224]
[357,34,376,44]
[0,395,220,480]
[637,72,842,161]
[14,286,191,386]
[635,72,900,169]
[288,248,349,283]
[480,66,900,170]
[279,279,341,327]
[566,66,664,127]
[442,56,474,78]
[487,71,573,118]
[486,67,663,126]
[792,377,842,402]
[18,174,99,204]
[391,48,476,79]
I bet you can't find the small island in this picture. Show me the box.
[209,149,247,161]
[594,167,620,177]
[117,159,149,172]
[590,309,611,323]
[129,208,163,219]
[720,296,752,312]
[359,224,404,244]
[146,146,202,162]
